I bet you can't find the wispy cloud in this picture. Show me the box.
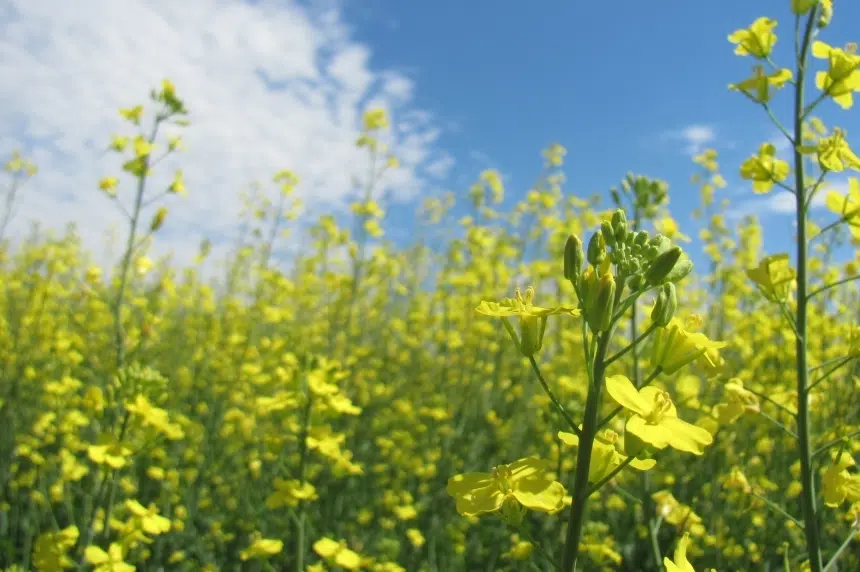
[725,180,852,220]
[661,124,716,156]
[0,0,445,266]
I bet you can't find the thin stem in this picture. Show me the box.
[810,218,844,242]
[604,323,657,367]
[515,521,557,570]
[751,490,805,529]
[648,516,664,570]
[757,410,799,439]
[823,525,859,571]
[744,386,797,418]
[792,9,825,571]
[807,275,860,301]
[813,429,860,459]
[529,357,582,437]
[808,356,854,392]
[587,455,635,497]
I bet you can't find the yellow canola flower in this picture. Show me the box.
[605,375,714,455]
[811,41,860,109]
[558,429,656,483]
[729,65,793,104]
[746,253,796,303]
[313,537,362,570]
[727,17,777,59]
[446,457,566,517]
[32,525,79,571]
[240,537,283,561]
[815,129,860,173]
[824,178,860,238]
[739,142,790,194]
[476,286,580,357]
[85,543,135,572]
[664,533,695,572]
[651,318,727,376]
[822,450,860,507]
[712,379,760,424]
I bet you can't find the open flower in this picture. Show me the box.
[476,286,579,357]
[558,429,656,484]
[605,375,714,455]
[446,457,566,518]
[739,142,790,194]
[822,450,860,507]
[712,378,760,424]
[812,41,860,110]
[664,533,695,572]
[651,318,727,375]
[746,253,796,302]
[728,17,777,59]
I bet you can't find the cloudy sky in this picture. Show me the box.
[2,0,859,269]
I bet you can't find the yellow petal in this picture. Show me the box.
[512,478,566,512]
[605,375,651,416]
[661,417,714,455]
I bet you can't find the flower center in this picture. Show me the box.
[645,391,673,424]
[492,465,514,494]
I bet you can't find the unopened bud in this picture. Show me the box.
[564,234,584,282]
[645,246,682,285]
[651,283,677,326]
[601,221,616,247]
[817,1,832,29]
[665,258,694,284]
[587,232,606,266]
[611,209,627,228]
[150,207,168,232]
[586,273,616,333]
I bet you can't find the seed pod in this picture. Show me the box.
[563,235,584,282]
[586,272,616,333]
[645,246,682,285]
[651,282,677,326]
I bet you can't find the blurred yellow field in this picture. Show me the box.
[1,1,859,571]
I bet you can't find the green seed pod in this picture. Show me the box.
[645,246,682,285]
[563,234,584,282]
[601,220,616,247]
[651,282,677,326]
[586,272,616,333]
[665,257,694,284]
[587,232,606,266]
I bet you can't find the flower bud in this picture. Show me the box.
[817,1,832,29]
[587,232,606,266]
[645,246,682,285]
[665,258,694,284]
[611,209,627,228]
[586,273,616,333]
[651,283,677,327]
[648,235,672,256]
[601,221,616,247]
[634,230,649,248]
[564,235,584,282]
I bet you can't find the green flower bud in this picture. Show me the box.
[601,221,616,247]
[586,272,616,333]
[614,221,628,245]
[628,274,644,292]
[648,235,672,256]
[645,246,682,285]
[817,1,832,29]
[644,245,659,261]
[651,283,677,327]
[611,209,627,228]
[587,232,606,266]
[610,188,621,207]
[634,230,649,247]
[665,257,694,284]
[564,234,585,282]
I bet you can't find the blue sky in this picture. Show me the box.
[2,0,858,273]
[344,0,860,265]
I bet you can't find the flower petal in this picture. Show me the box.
[605,375,651,416]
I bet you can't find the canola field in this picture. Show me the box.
[1,2,859,571]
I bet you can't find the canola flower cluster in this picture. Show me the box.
[1,1,859,571]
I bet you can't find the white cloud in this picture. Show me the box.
[662,124,716,156]
[726,185,834,220]
[423,154,455,179]
[0,0,444,267]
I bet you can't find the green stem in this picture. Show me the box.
[812,429,860,458]
[560,327,613,571]
[751,490,805,529]
[807,275,860,301]
[792,9,824,571]
[529,356,581,437]
[823,525,859,571]
[648,516,664,570]
[604,323,656,368]
[808,356,854,392]
[586,455,635,497]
